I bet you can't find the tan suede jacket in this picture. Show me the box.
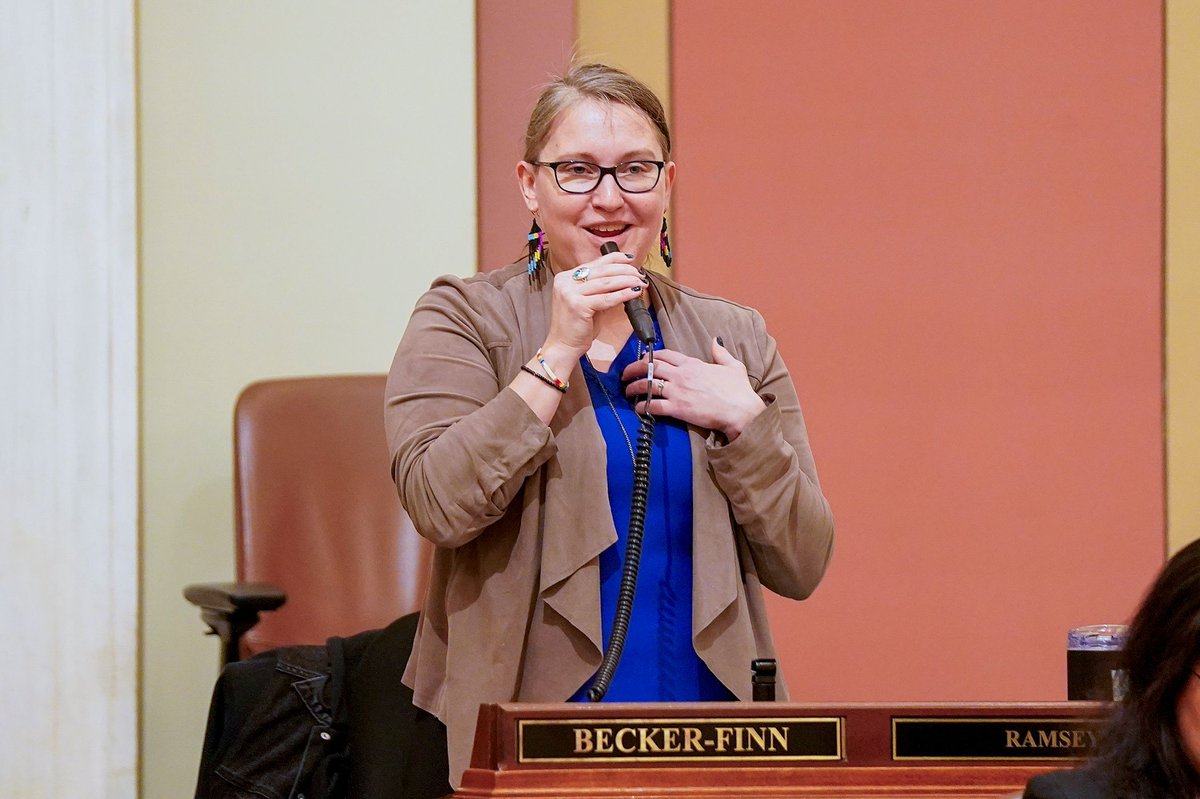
[384,262,834,786]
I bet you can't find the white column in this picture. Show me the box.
[0,0,139,796]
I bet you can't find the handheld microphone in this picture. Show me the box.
[600,241,655,344]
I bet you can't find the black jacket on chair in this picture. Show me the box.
[194,613,451,799]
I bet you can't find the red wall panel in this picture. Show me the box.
[673,0,1164,700]
[476,0,575,271]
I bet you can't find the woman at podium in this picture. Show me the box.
[385,62,834,787]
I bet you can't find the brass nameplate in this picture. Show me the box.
[892,717,1102,761]
[517,716,843,764]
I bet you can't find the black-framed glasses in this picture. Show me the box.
[532,160,665,194]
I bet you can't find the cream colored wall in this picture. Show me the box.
[1168,0,1200,554]
[138,3,475,796]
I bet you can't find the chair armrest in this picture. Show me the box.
[183,582,287,666]
[184,582,287,613]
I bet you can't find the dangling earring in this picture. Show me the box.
[659,216,673,268]
[527,218,546,282]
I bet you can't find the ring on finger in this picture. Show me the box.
[654,378,666,395]
[571,266,590,282]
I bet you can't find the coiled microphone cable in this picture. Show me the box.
[587,240,658,702]
[587,348,655,702]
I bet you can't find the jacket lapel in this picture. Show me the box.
[651,276,739,635]
[521,273,742,654]
[521,277,614,652]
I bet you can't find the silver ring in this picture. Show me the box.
[571,266,590,282]
[654,378,665,395]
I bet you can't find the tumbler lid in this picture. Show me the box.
[1067,624,1128,651]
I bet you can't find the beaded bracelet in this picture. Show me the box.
[534,348,569,391]
[521,364,567,394]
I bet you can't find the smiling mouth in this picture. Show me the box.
[586,224,630,238]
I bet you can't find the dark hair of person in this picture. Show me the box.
[1094,538,1200,797]
[523,62,672,162]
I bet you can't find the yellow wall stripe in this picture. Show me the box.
[575,0,671,115]
[575,0,671,271]
[1167,0,1200,554]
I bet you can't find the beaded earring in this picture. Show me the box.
[659,217,673,268]
[527,219,546,282]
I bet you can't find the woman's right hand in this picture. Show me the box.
[540,250,649,363]
[515,250,647,425]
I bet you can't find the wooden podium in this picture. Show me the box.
[455,701,1108,798]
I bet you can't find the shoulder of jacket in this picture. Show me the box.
[1023,765,1109,799]
[420,262,541,314]
[428,262,528,296]
[651,271,765,331]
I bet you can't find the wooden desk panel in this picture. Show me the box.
[455,702,1108,798]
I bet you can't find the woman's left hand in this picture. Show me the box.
[622,338,767,441]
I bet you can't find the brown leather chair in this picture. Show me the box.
[184,374,433,665]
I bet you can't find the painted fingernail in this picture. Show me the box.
[640,276,650,284]
[631,285,642,293]
[625,252,635,259]
[717,336,725,347]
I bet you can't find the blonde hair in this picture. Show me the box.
[523,62,671,162]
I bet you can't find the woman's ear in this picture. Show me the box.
[516,161,539,214]
[661,160,677,205]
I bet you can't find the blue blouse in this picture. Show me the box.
[570,315,735,703]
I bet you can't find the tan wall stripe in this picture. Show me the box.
[576,0,672,272]
[1167,0,1200,554]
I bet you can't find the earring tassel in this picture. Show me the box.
[527,221,545,282]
